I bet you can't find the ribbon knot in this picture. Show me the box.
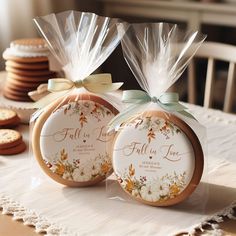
[74,80,83,88]
[48,73,123,93]
[31,73,123,109]
[108,90,195,131]
[151,96,158,103]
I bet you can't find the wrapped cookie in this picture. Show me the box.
[107,23,207,206]
[30,11,126,187]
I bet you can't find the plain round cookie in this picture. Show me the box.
[3,54,48,63]
[6,60,49,70]
[32,93,119,187]
[0,108,20,126]
[0,129,22,149]
[3,86,31,97]
[0,141,26,155]
[3,90,32,102]
[4,82,39,92]
[5,77,43,89]
[7,72,53,82]
[6,66,54,77]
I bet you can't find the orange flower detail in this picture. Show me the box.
[55,163,65,176]
[170,184,180,195]
[101,162,110,174]
[125,178,134,193]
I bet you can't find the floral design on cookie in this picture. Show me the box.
[45,149,112,181]
[112,111,203,206]
[126,116,181,142]
[117,164,187,202]
[62,101,112,124]
[40,98,116,185]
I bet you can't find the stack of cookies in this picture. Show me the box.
[0,108,26,155]
[0,108,20,128]
[3,38,55,102]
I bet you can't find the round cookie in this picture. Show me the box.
[0,129,23,149]
[7,75,49,83]
[32,93,119,187]
[4,82,39,92]
[3,86,30,97]
[5,77,43,89]
[6,66,54,77]
[3,38,49,63]
[0,141,26,155]
[0,108,20,127]
[112,111,204,206]
[10,38,46,50]
[3,90,32,102]
[8,72,53,81]
[6,60,49,70]
[3,54,48,63]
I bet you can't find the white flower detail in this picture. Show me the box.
[62,172,72,180]
[90,162,101,176]
[140,183,160,202]
[73,167,92,182]
[50,165,57,173]
[132,189,139,197]
[159,183,170,197]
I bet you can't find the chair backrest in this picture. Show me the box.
[188,42,236,113]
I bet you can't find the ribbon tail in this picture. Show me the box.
[158,102,187,112]
[178,110,197,120]
[28,90,70,109]
[158,101,196,120]
[108,103,145,132]
[48,78,74,92]
[85,82,123,93]
[122,90,151,103]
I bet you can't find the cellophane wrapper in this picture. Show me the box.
[29,11,125,188]
[107,23,208,214]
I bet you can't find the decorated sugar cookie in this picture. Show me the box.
[112,111,203,206]
[32,94,118,186]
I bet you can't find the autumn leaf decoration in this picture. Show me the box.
[147,128,155,143]
[60,148,68,160]
[129,164,135,176]
[64,104,71,115]
[79,112,87,127]
[92,103,100,114]
[134,118,143,129]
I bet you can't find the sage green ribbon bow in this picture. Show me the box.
[108,90,195,131]
[31,73,123,108]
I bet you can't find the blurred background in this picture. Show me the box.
[0,0,236,111]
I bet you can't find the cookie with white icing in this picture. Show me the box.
[3,38,49,62]
[112,111,204,206]
[32,93,119,187]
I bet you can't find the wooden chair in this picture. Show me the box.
[188,42,236,113]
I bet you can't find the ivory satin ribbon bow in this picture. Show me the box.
[48,74,122,93]
[108,90,195,131]
[31,73,123,108]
